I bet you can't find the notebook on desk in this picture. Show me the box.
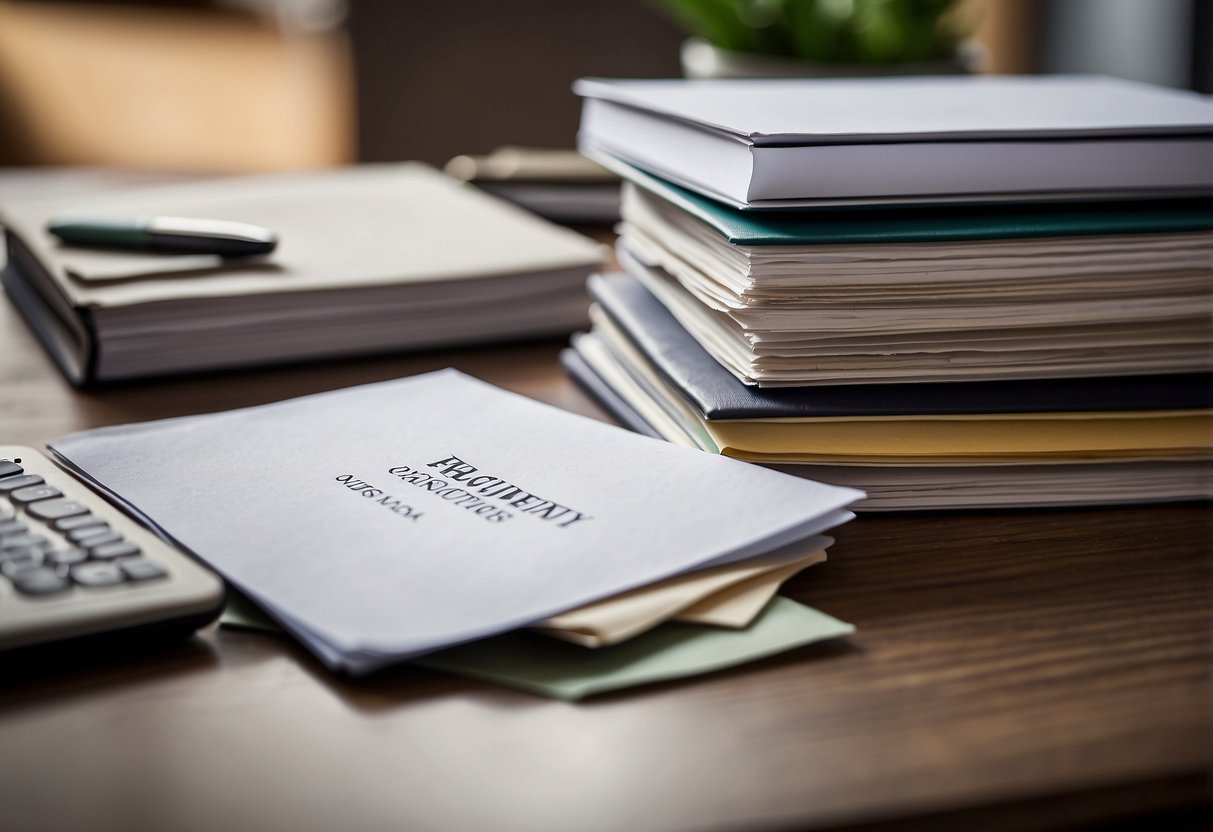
[1,163,605,384]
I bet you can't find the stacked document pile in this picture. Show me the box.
[1,164,604,384]
[567,75,1213,510]
[51,370,862,697]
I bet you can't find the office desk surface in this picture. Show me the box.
[0,294,1209,832]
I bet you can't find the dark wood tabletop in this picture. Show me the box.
[1,289,1210,832]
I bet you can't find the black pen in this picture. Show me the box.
[47,215,278,256]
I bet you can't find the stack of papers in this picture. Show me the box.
[565,274,1213,510]
[568,75,1213,510]
[617,179,1213,386]
[50,370,861,684]
[2,164,605,383]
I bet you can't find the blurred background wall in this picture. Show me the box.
[348,0,685,165]
[345,0,1213,164]
[0,0,1208,172]
[0,0,356,170]
[1038,0,1211,91]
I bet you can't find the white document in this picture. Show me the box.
[50,370,860,674]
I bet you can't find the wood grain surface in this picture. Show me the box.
[0,289,1210,832]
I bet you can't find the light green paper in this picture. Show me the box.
[220,591,282,633]
[416,597,853,699]
[220,593,854,700]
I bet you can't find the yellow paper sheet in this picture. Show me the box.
[724,448,1210,465]
[674,558,813,628]
[534,546,826,647]
[708,412,1213,457]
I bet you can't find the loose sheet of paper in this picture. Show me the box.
[674,558,817,628]
[52,370,859,673]
[534,540,827,647]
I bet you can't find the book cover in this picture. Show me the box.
[576,76,1213,206]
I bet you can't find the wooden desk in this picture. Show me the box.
[0,293,1209,832]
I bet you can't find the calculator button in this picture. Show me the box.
[79,531,123,550]
[67,526,114,544]
[0,545,42,562]
[26,498,89,521]
[12,568,71,596]
[0,461,24,478]
[71,562,126,588]
[4,540,52,556]
[0,474,44,492]
[120,558,167,582]
[66,525,112,543]
[2,553,45,578]
[53,514,106,532]
[44,548,88,568]
[0,519,28,537]
[90,542,140,561]
[11,485,62,504]
[1,533,50,551]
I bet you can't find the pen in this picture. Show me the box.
[47,215,278,256]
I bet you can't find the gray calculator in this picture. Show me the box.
[0,446,224,652]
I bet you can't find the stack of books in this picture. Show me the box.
[566,75,1213,510]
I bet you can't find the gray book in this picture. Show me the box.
[1,164,604,383]
[575,75,1213,208]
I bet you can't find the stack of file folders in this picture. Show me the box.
[566,75,1213,510]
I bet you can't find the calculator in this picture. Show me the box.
[0,446,224,652]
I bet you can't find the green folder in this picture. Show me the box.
[221,591,854,700]
[621,160,1213,246]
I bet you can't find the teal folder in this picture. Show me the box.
[620,160,1213,246]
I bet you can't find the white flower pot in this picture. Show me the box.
[680,37,986,79]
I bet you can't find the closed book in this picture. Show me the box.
[575,75,1213,209]
[1,164,604,384]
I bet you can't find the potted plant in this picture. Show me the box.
[653,0,983,78]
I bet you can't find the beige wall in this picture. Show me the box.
[0,1,355,170]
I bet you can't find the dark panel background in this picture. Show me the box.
[347,0,686,165]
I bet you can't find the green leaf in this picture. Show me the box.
[653,0,965,64]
